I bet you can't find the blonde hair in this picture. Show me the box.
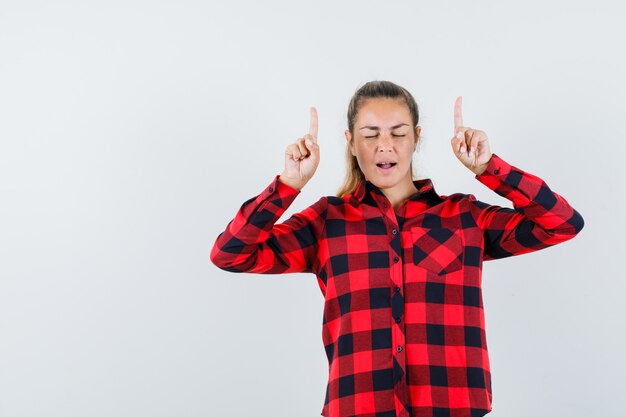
[336,80,421,198]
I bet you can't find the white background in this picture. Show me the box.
[1,1,624,416]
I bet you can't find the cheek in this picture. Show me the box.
[364,141,381,152]
[354,142,373,157]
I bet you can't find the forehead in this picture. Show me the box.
[356,98,411,127]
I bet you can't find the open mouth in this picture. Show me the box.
[376,162,397,169]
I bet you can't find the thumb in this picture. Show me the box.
[305,134,319,152]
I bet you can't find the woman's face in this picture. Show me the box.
[345,98,421,190]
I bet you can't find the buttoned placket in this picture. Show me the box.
[375,193,411,417]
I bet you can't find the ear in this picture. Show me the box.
[414,125,421,146]
[344,129,356,156]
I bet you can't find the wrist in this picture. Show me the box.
[472,164,488,176]
[278,174,306,191]
[472,153,494,176]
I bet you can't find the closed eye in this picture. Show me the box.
[364,134,406,139]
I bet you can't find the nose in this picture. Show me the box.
[377,133,394,153]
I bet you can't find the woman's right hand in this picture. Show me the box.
[278,107,320,190]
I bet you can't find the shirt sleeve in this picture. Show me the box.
[468,153,584,261]
[209,175,328,274]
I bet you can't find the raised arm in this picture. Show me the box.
[449,96,583,260]
[210,106,325,274]
[468,153,584,260]
[210,177,327,273]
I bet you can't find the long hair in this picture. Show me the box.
[336,80,420,198]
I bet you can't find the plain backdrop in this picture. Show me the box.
[1,1,624,416]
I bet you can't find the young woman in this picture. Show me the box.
[210,81,584,417]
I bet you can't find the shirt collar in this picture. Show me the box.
[349,177,439,206]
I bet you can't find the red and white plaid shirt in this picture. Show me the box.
[210,153,584,417]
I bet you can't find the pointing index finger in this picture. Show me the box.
[454,96,463,131]
[309,106,318,139]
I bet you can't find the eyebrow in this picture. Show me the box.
[359,123,409,130]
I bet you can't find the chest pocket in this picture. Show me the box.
[411,226,464,275]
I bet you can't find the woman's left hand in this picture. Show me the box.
[450,96,492,175]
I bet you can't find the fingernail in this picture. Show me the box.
[456,132,463,139]
[306,139,312,146]
[460,146,466,153]
[469,148,474,157]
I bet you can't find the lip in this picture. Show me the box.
[376,163,396,173]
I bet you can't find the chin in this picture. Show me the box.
[370,176,397,188]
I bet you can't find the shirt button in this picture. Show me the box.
[494,168,500,175]
[395,287,400,293]
[393,256,399,263]
[392,229,398,235]
[395,317,401,323]
[269,187,274,192]
[397,346,403,352]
